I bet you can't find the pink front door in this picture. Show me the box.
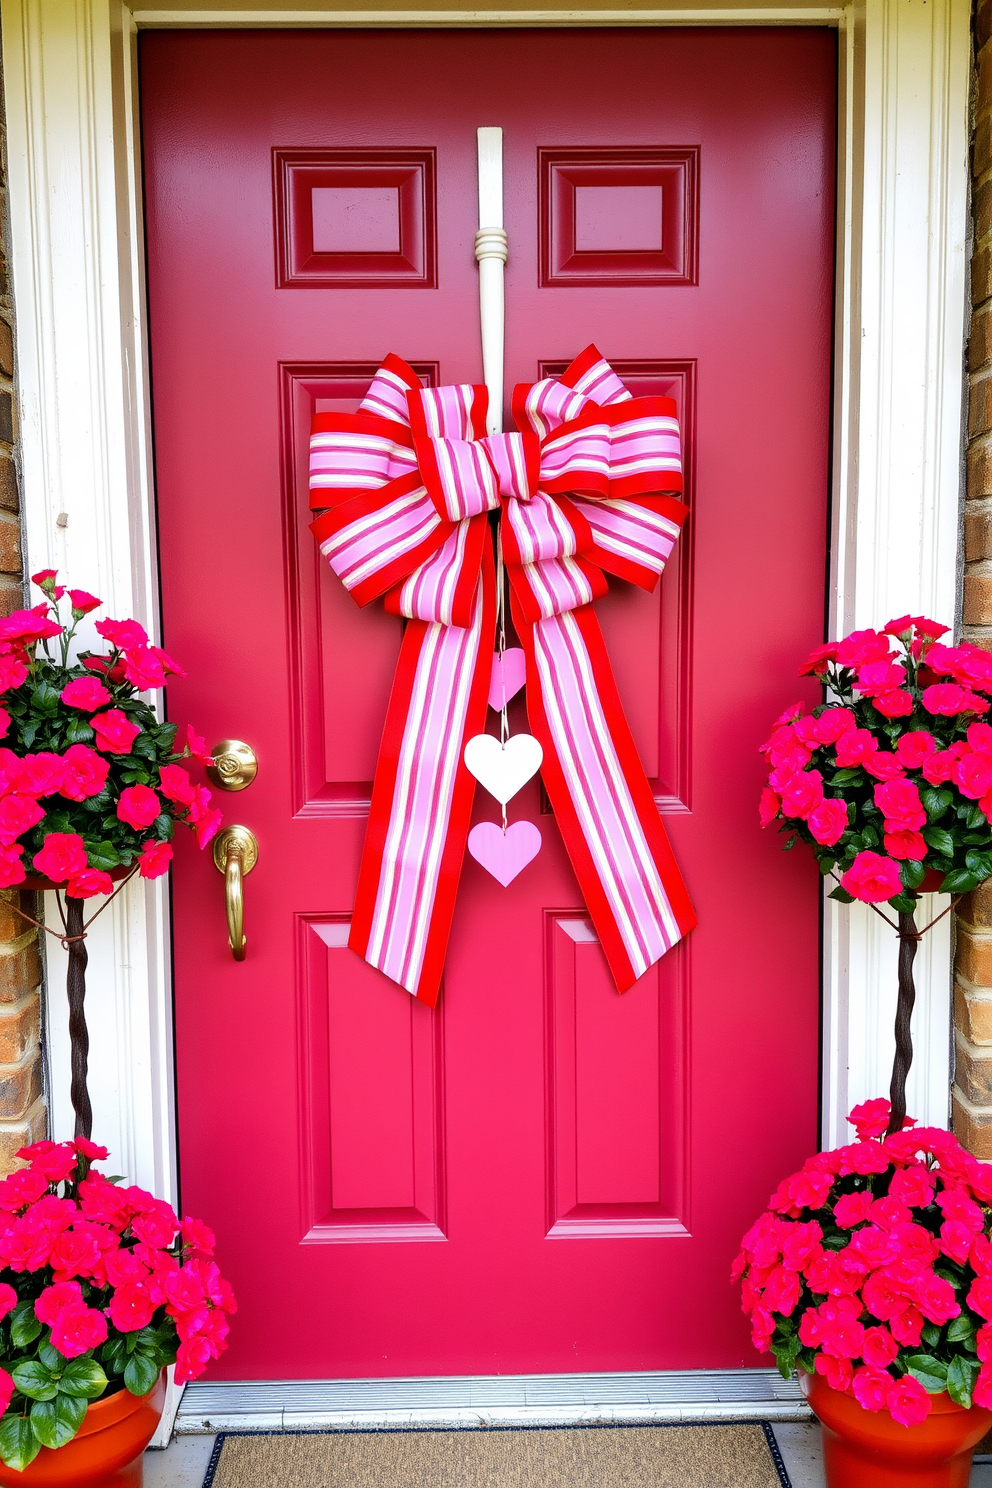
[141,27,835,1380]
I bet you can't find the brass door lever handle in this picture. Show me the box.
[212,826,259,960]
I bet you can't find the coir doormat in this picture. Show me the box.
[202,1421,791,1488]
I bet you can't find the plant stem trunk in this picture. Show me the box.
[887,909,918,1136]
[65,897,91,1139]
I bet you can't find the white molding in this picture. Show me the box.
[0,0,176,1202]
[822,0,971,1146]
[0,0,972,1344]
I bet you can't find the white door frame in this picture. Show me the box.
[0,0,971,1208]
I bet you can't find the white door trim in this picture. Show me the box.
[0,0,971,1234]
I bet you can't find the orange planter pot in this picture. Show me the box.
[0,1374,166,1488]
[802,1371,992,1488]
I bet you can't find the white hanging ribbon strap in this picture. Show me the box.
[475,127,507,436]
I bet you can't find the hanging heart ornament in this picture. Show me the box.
[463,733,543,805]
[467,821,543,886]
[488,648,527,711]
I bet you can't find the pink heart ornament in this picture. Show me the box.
[488,648,527,711]
[468,821,542,886]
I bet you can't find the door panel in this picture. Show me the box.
[141,26,835,1378]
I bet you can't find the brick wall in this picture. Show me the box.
[0,73,47,1171]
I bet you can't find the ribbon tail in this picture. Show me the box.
[511,592,696,991]
[349,543,496,1005]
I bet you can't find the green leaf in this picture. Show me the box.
[829,886,855,904]
[11,1360,58,1402]
[922,787,953,820]
[947,1355,979,1410]
[922,826,957,857]
[947,1314,977,1345]
[123,1354,159,1397]
[29,1392,86,1450]
[9,1302,41,1350]
[0,1414,42,1471]
[906,1354,950,1393]
[59,1358,108,1400]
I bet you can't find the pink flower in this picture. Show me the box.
[759,788,780,827]
[34,1281,82,1325]
[117,784,161,830]
[159,764,196,806]
[861,1325,899,1369]
[0,794,45,846]
[0,654,27,694]
[107,1280,157,1332]
[95,618,148,651]
[66,869,113,900]
[91,709,140,755]
[185,727,212,763]
[840,851,903,904]
[67,590,101,614]
[896,732,938,769]
[138,841,172,879]
[875,779,926,831]
[815,1354,854,1392]
[17,753,65,798]
[175,1336,213,1383]
[883,829,927,861]
[32,833,87,882]
[194,809,223,850]
[873,690,914,718]
[60,677,111,712]
[922,683,989,716]
[59,744,110,802]
[26,1143,77,1183]
[0,845,25,889]
[886,1373,931,1427]
[833,1191,875,1227]
[834,729,879,767]
[808,798,849,846]
[122,649,166,691]
[779,770,824,820]
[50,1304,108,1358]
[848,1098,892,1139]
[852,1365,892,1412]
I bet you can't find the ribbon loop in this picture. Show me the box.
[310,345,696,1006]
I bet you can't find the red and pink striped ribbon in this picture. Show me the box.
[309,346,696,1004]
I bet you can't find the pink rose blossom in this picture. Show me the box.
[60,677,111,712]
[49,1304,108,1359]
[59,744,110,802]
[138,841,172,880]
[808,798,849,846]
[0,794,45,846]
[886,1374,931,1427]
[31,833,87,882]
[117,784,161,830]
[839,851,902,904]
[91,709,140,755]
[852,1366,893,1412]
[65,869,113,900]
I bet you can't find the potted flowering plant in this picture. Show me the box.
[0,1135,234,1483]
[735,1103,992,1485]
[0,571,221,1136]
[749,615,992,1482]
[760,616,992,1130]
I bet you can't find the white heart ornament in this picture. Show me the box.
[463,733,543,805]
[468,820,542,886]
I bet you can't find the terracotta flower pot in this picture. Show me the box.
[802,1370,992,1488]
[0,1373,166,1488]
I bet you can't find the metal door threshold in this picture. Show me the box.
[175,1368,809,1432]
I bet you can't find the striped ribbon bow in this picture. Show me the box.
[309,345,697,1005]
